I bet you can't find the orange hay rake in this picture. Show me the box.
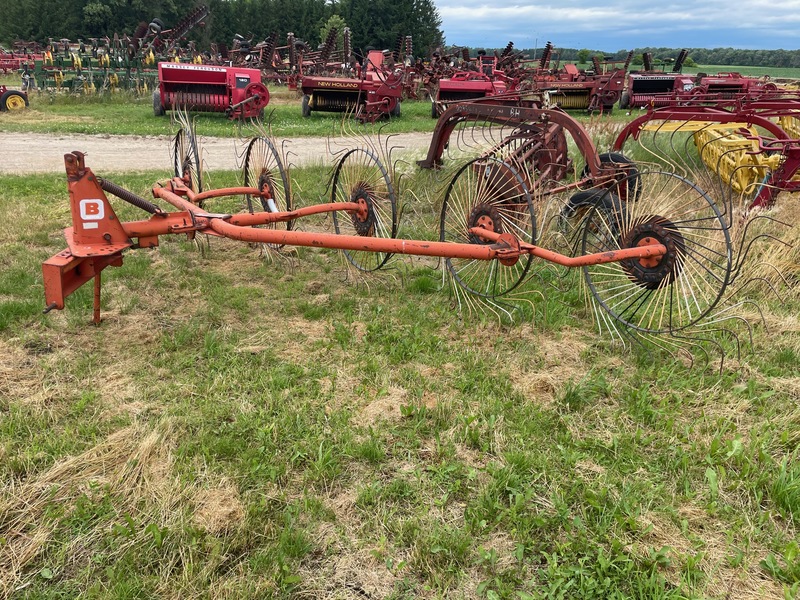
[42,146,666,324]
[43,107,780,366]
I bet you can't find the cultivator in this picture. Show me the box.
[40,100,792,365]
[18,5,209,94]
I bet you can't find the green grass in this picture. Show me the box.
[684,65,800,79]
[0,84,440,138]
[0,143,799,597]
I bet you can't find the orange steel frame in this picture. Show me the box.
[43,151,667,323]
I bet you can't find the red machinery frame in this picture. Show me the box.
[612,98,800,209]
[300,50,402,123]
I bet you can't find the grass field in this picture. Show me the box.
[682,65,800,79]
[0,84,442,138]
[1,127,799,600]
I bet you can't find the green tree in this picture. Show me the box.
[319,14,347,49]
[577,48,590,64]
[338,0,442,54]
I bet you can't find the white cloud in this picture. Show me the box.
[435,0,800,50]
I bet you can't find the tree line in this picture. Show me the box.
[505,46,800,69]
[0,0,444,57]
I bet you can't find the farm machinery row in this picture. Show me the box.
[621,50,787,109]
[6,4,210,94]
[431,42,632,116]
[40,98,796,363]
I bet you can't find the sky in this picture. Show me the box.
[436,0,800,52]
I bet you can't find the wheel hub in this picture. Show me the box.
[350,185,375,236]
[468,203,503,244]
[258,170,275,206]
[620,217,685,289]
[6,95,26,110]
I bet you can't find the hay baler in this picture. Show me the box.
[154,62,269,118]
[300,50,402,122]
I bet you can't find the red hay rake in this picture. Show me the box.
[41,106,788,363]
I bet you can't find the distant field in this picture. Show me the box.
[682,65,800,78]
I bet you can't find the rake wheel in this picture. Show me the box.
[172,127,203,198]
[243,136,292,249]
[440,156,536,298]
[581,171,732,334]
[331,147,398,271]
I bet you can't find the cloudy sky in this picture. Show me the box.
[436,0,800,51]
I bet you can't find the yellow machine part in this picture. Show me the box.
[778,115,800,138]
[551,90,591,109]
[692,123,789,196]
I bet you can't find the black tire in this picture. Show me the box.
[559,190,624,240]
[619,91,630,110]
[431,101,439,119]
[1,90,29,111]
[301,94,311,117]
[581,152,640,202]
[153,89,165,116]
[390,100,401,118]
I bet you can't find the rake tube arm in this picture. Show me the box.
[228,202,363,226]
[192,187,263,205]
[469,227,667,267]
[208,217,515,261]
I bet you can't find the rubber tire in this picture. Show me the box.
[390,101,401,118]
[0,90,29,111]
[301,94,311,117]
[153,89,165,116]
[581,152,640,202]
[560,190,624,239]
[431,101,439,119]
[619,91,630,110]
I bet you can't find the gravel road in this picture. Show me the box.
[0,131,434,174]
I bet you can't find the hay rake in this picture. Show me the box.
[41,108,787,365]
[612,99,800,212]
